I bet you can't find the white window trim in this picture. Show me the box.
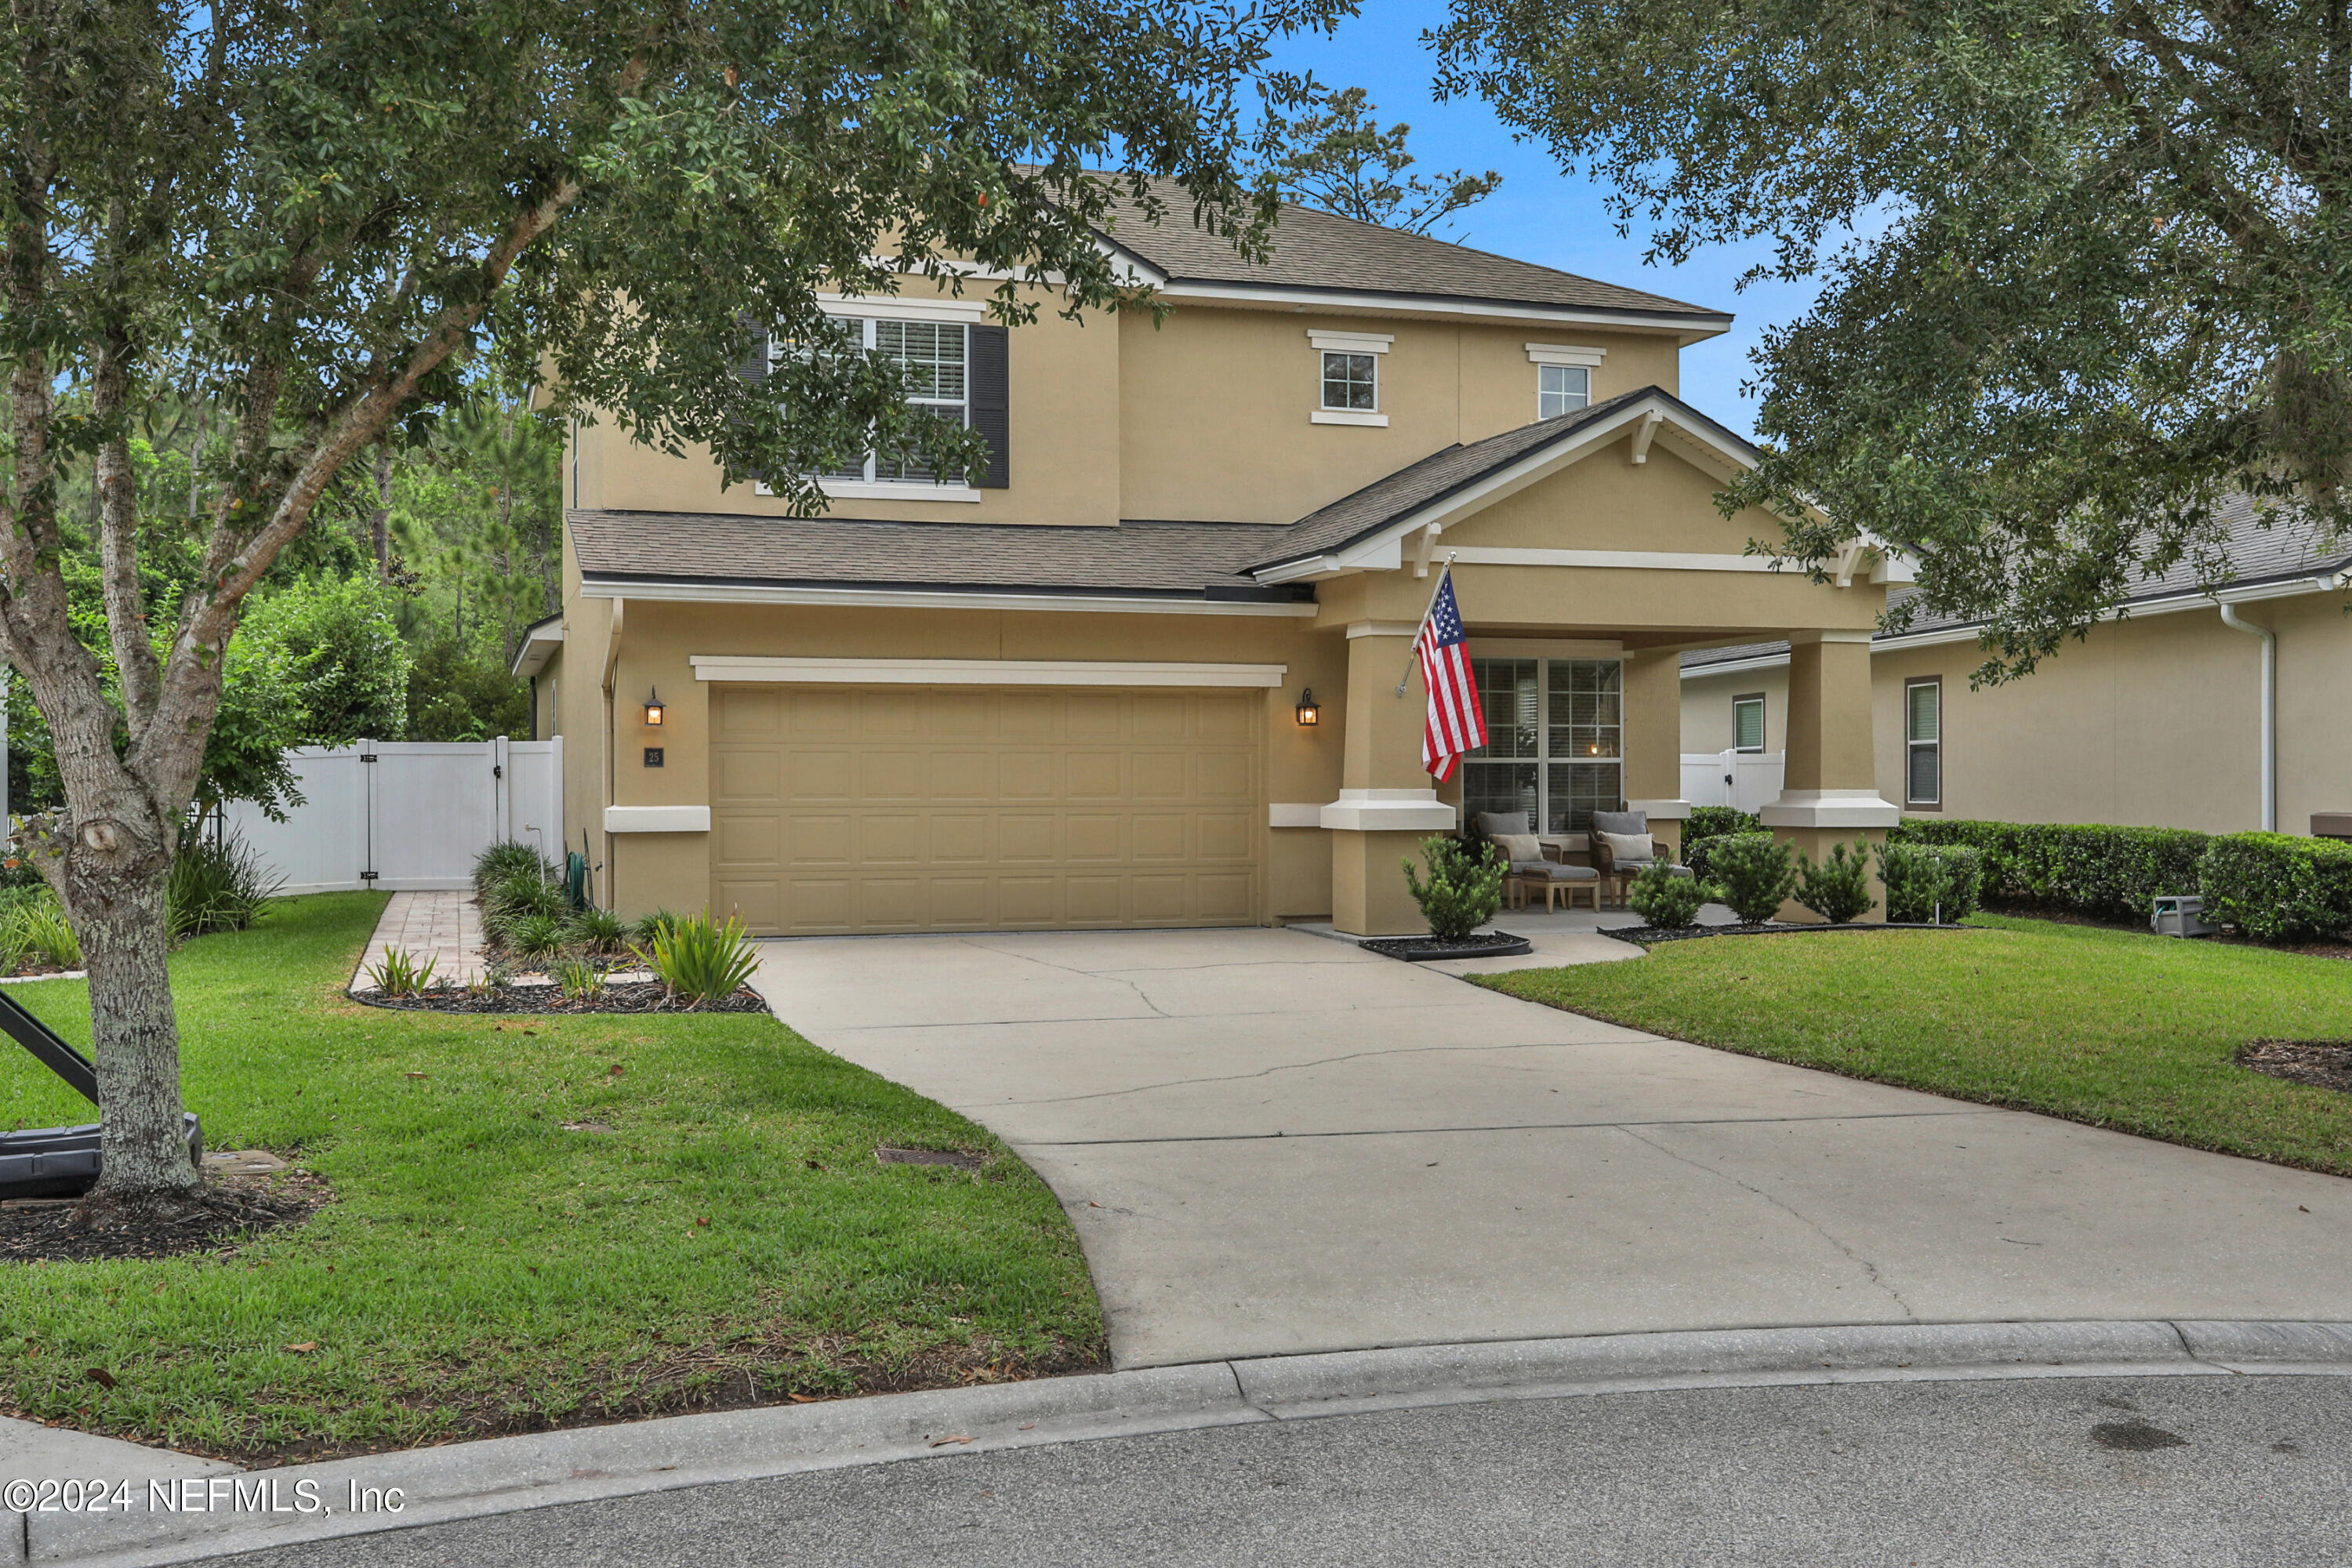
[1732,693,1766,754]
[1904,677,1942,807]
[817,293,989,323]
[788,314,973,489]
[1536,362,1592,422]
[1461,656,1627,834]
[1310,408,1389,427]
[1525,343,1607,367]
[1307,330,1393,355]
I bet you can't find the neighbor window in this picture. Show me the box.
[1904,678,1941,807]
[1537,363,1590,419]
[1732,693,1766,753]
[798,316,971,485]
[1321,351,1378,412]
[1461,658,1624,833]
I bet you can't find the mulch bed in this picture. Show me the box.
[2238,1039,2352,1094]
[354,980,768,1015]
[2,1171,328,1264]
[1359,931,1536,962]
[1608,920,1974,946]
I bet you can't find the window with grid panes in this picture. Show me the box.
[791,317,970,483]
[1321,351,1378,411]
[1461,657,1625,835]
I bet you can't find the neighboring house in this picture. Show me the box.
[1680,499,2352,837]
[517,194,1909,937]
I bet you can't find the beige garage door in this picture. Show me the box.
[710,684,1262,935]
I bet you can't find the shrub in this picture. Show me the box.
[1682,806,1765,882]
[485,872,568,938]
[1401,834,1505,943]
[1706,833,1797,924]
[635,911,762,1007]
[553,956,606,1002]
[1795,840,1875,924]
[1936,845,1985,920]
[363,946,436,997]
[567,907,628,955]
[474,840,553,896]
[2198,833,2352,943]
[627,908,681,948]
[506,913,568,966]
[0,892,81,970]
[167,832,284,938]
[1889,818,2206,921]
[1878,840,1955,924]
[1628,861,1709,927]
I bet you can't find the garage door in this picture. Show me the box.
[710,684,1262,934]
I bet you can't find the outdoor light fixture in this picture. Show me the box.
[643,688,665,727]
[1294,688,1320,727]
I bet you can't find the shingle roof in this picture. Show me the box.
[1094,185,1730,324]
[568,510,1298,599]
[1247,387,1711,572]
[1679,495,2352,670]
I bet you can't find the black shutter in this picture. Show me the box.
[732,321,770,484]
[968,324,1009,488]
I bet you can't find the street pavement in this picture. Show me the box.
[748,925,2352,1368]
[201,1373,2352,1566]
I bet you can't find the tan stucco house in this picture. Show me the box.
[1681,499,2352,838]
[517,197,1910,937]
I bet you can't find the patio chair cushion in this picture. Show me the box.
[1517,862,1597,881]
[1590,809,1650,838]
[1474,811,1532,839]
[1595,829,1657,864]
[1492,833,1544,865]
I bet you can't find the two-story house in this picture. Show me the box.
[516,194,1910,936]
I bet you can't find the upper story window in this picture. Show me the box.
[1307,330,1392,426]
[756,303,1009,496]
[1538,364,1590,419]
[1526,343,1606,421]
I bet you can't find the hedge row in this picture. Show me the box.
[1888,817,2352,942]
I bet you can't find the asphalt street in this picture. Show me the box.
[207,1373,2352,1566]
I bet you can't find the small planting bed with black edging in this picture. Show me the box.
[1359,931,1535,962]
[353,980,768,1015]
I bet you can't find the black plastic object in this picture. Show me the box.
[0,988,202,1200]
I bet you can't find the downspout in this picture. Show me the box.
[2217,602,2276,833]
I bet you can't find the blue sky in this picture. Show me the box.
[1267,1,1823,438]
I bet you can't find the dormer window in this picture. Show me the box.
[1308,330,1392,426]
[1526,343,1605,421]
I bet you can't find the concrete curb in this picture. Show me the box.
[19,1319,2352,1566]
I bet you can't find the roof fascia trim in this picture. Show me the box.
[1873,568,2352,652]
[1679,652,1791,679]
[1155,280,1731,336]
[576,576,1319,618]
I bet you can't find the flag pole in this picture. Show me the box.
[1396,553,1458,696]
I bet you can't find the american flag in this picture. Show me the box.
[1415,568,1486,781]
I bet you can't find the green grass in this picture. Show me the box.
[1479,913,2352,1175]
[0,893,1103,1458]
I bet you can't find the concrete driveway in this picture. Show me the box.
[749,927,2352,1369]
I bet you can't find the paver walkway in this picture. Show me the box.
[354,888,485,990]
[750,926,2352,1370]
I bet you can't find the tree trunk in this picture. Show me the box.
[68,850,197,1200]
[370,443,392,579]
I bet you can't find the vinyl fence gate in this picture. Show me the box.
[223,737,564,895]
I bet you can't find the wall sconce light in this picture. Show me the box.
[643,688,665,727]
[1294,688,1320,728]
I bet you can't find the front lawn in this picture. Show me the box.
[1479,914,2352,1176]
[0,892,1103,1458]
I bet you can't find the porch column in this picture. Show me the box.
[1761,630,1899,922]
[1325,624,1455,936]
[1621,649,1692,861]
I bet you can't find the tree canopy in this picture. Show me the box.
[1256,85,1501,238]
[1435,0,2352,673]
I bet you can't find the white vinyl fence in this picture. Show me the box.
[1681,750,1787,816]
[223,737,563,895]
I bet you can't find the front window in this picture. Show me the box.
[1733,694,1766,753]
[1322,351,1377,412]
[1537,364,1590,419]
[1905,678,1941,807]
[1461,657,1624,833]
[797,316,971,485]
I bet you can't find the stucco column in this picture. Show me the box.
[1621,649,1692,861]
[1325,625,1455,935]
[1762,630,1898,921]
